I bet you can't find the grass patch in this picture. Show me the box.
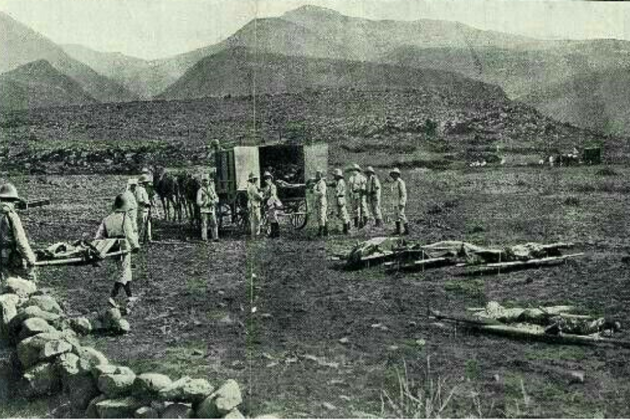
[524,346,586,362]
[444,279,485,297]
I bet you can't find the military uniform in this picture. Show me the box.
[365,167,383,227]
[122,184,138,235]
[332,169,350,234]
[247,174,264,237]
[95,197,140,297]
[263,175,281,238]
[390,168,409,235]
[196,180,219,242]
[134,183,151,242]
[313,173,328,236]
[0,201,36,282]
[348,165,368,227]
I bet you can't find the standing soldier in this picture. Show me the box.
[141,167,161,219]
[196,174,220,242]
[123,179,139,234]
[365,166,383,227]
[313,170,328,237]
[332,168,350,234]
[247,173,264,238]
[347,164,368,228]
[389,168,409,235]
[136,175,152,243]
[95,194,141,306]
[262,172,281,238]
[0,184,37,282]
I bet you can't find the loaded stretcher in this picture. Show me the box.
[34,238,130,267]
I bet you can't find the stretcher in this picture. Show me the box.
[34,239,130,267]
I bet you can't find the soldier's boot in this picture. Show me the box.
[343,222,349,234]
[394,222,402,235]
[323,224,328,237]
[353,217,359,228]
[403,223,410,236]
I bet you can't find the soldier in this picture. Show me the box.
[332,168,350,234]
[0,184,37,282]
[347,164,368,228]
[389,168,409,235]
[313,170,328,237]
[141,167,160,219]
[95,194,140,305]
[196,173,220,242]
[262,172,281,238]
[123,179,139,234]
[246,173,264,238]
[136,175,152,243]
[365,166,383,227]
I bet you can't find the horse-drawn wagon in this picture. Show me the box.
[214,143,328,233]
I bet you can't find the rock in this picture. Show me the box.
[18,317,56,340]
[4,277,37,297]
[39,339,73,360]
[56,352,80,377]
[21,362,62,398]
[10,306,61,336]
[133,373,172,398]
[338,337,349,344]
[91,363,119,379]
[569,370,585,384]
[26,295,63,315]
[102,308,123,326]
[161,402,193,418]
[0,294,19,339]
[69,317,92,335]
[85,394,107,418]
[322,402,337,410]
[98,370,137,397]
[115,318,131,334]
[158,376,214,403]
[74,346,108,367]
[135,406,159,418]
[65,368,100,410]
[96,397,144,418]
[196,379,242,418]
[17,331,78,369]
[0,347,19,401]
[224,408,245,419]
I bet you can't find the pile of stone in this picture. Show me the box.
[0,277,245,418]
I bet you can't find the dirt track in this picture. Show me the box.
[9,165,630,418]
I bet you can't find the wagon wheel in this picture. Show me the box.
[233,192,250,234]
[217,202,235,230]
[288,198,308,230]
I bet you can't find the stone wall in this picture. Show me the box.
[0,276,245,419]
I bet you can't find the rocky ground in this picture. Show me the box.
[4,163,630,417]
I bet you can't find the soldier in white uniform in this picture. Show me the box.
[365,166,383,227]
[123,179,139,235]
[347,164,368,228]
[262,172,282,238]
[332,168,350,234]
[313,170,328,237]
[196,174,220,242]
[247,173,264,238]
[136,175,152,243]
[0,184,37,282]
[389,168,409,235]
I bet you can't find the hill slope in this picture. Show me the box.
[0,12,137,103]
[0,60,96,110]
[158,47,506,101]
[520,68,630,136]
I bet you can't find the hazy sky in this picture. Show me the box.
[1,0,629,60]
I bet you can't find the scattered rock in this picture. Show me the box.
[96,397,144,418]
[224,408,245,419]
[17,331,79,369]
[85,394,107,418]
[0,294,19,338]
[387,345,399,351]
[65,367,100,410]
[21,362,62,398]
[569,370,585,384]
[98,369,137,397]
[135,406,159,418]
[339,337,349,344]
[159,376,214,403]
[161,402,193,418]
[26,295,63,315]
[91,363,119,379]
[415,339,426,347]
[196,379,242,418]
[4,277,37,297]
[133,373,173,398]
[39,339,73,360]
[69,317,92,335]
[322,402,337,411]
[10,306,61,336]
[19,317,56,340]
[74,346,108,367]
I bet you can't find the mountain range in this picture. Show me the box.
[2,5,630,136]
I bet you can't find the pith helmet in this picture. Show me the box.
[389,168,401,176]
[201,173,211,182]
[0,183,20,201]
[138,174,151,184]
[113,194,131,212]
[141,167,151,174]
[127,178,138,186]
[263,171,274,180]
[365,166,375,174]
[332,168,343,178]
[348,163,362,172]
[248,172,258,182]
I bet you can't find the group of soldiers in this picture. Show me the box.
[315,164,409,237]
[242,164,409,239]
